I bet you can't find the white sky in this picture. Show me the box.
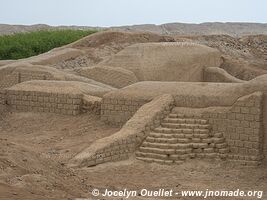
[0,0,266,26]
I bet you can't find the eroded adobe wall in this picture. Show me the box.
[0,90,6,105]
[100,85,266,164]
[3,89,82,115]
[243,76,267,159]
[19,70,53,82]
[0,78,117,116]
[0,70,53,90]
[202,92,264,164]
[0,72,20,89]
[1,90,104,116]
[82,95,102,115]
[100,81,244,125]
[73,92,265,167]
[263,98,267,159]
[70,94,175,167]
[101,98,149,126]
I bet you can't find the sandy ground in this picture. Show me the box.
[0,30,266,200]
[0,110,119,200]
[0,110,266,200]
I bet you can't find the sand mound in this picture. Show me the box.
[0,62,116,90]
[204,67,245,83]
[23,48,85,66]
[54,31,175,69]
[78,65,138,88]
[70,30,174,49]
[8,80,115,97]
[99,42,222,82]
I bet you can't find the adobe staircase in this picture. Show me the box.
[136,112,229,164]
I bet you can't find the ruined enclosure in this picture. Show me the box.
[0,30,266,199]
[1,33,267,166]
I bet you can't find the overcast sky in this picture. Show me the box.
[0,0,266,26]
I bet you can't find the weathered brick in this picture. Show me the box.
[244,114,254,121]
[241,107,250,114]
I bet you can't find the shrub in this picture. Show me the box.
[0,29,97,60]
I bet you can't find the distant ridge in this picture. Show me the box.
[0,24,104,35]
[112,22,267,37]
[0,22,267,36]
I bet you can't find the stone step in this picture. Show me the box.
[154,127,209,135]
[146,136,191,144]
[142,141,192,149]
[139,146,192,155]
[139,146,176,154]
[136,151,192,161]
[169,112,197,119]
[136,157,183,165]
[168,113,202,119]
[149,132,186,139]
[161,123,210,130]
[136,151,169,160]
[135,110,225,165]
[137,148,220,159]
[195,153,218,159]
[148,132,212,140]
[163,117,207,125]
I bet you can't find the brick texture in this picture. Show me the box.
[71,94,175,167]
[5,89,82,115]
[202,92,263,165]
[101,97,149,126]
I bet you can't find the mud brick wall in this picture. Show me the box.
[101,97,149,126]
[0,71,52,89]
[0,90,7,105]
[5,89,83,115]
[19,71,53,82]
[202,92,264,165]
[0,73,20,89]
[262,91,267,160]
[71,94,175,167]
[82,95,102,115]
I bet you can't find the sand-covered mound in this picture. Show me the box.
[0,62,116,90]
[99,42,222,82]
[78,65,138,88]
[53,31,174,69]
[8,80,115,97]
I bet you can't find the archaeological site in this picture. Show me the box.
[0,25,267,199]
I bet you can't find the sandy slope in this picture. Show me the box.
[0,111,119,200]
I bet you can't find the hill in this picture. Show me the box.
[113,22,267,36]
[1,22,267,37]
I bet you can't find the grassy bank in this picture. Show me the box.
[0,29,97,60]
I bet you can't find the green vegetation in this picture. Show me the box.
[0,29,97,60]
